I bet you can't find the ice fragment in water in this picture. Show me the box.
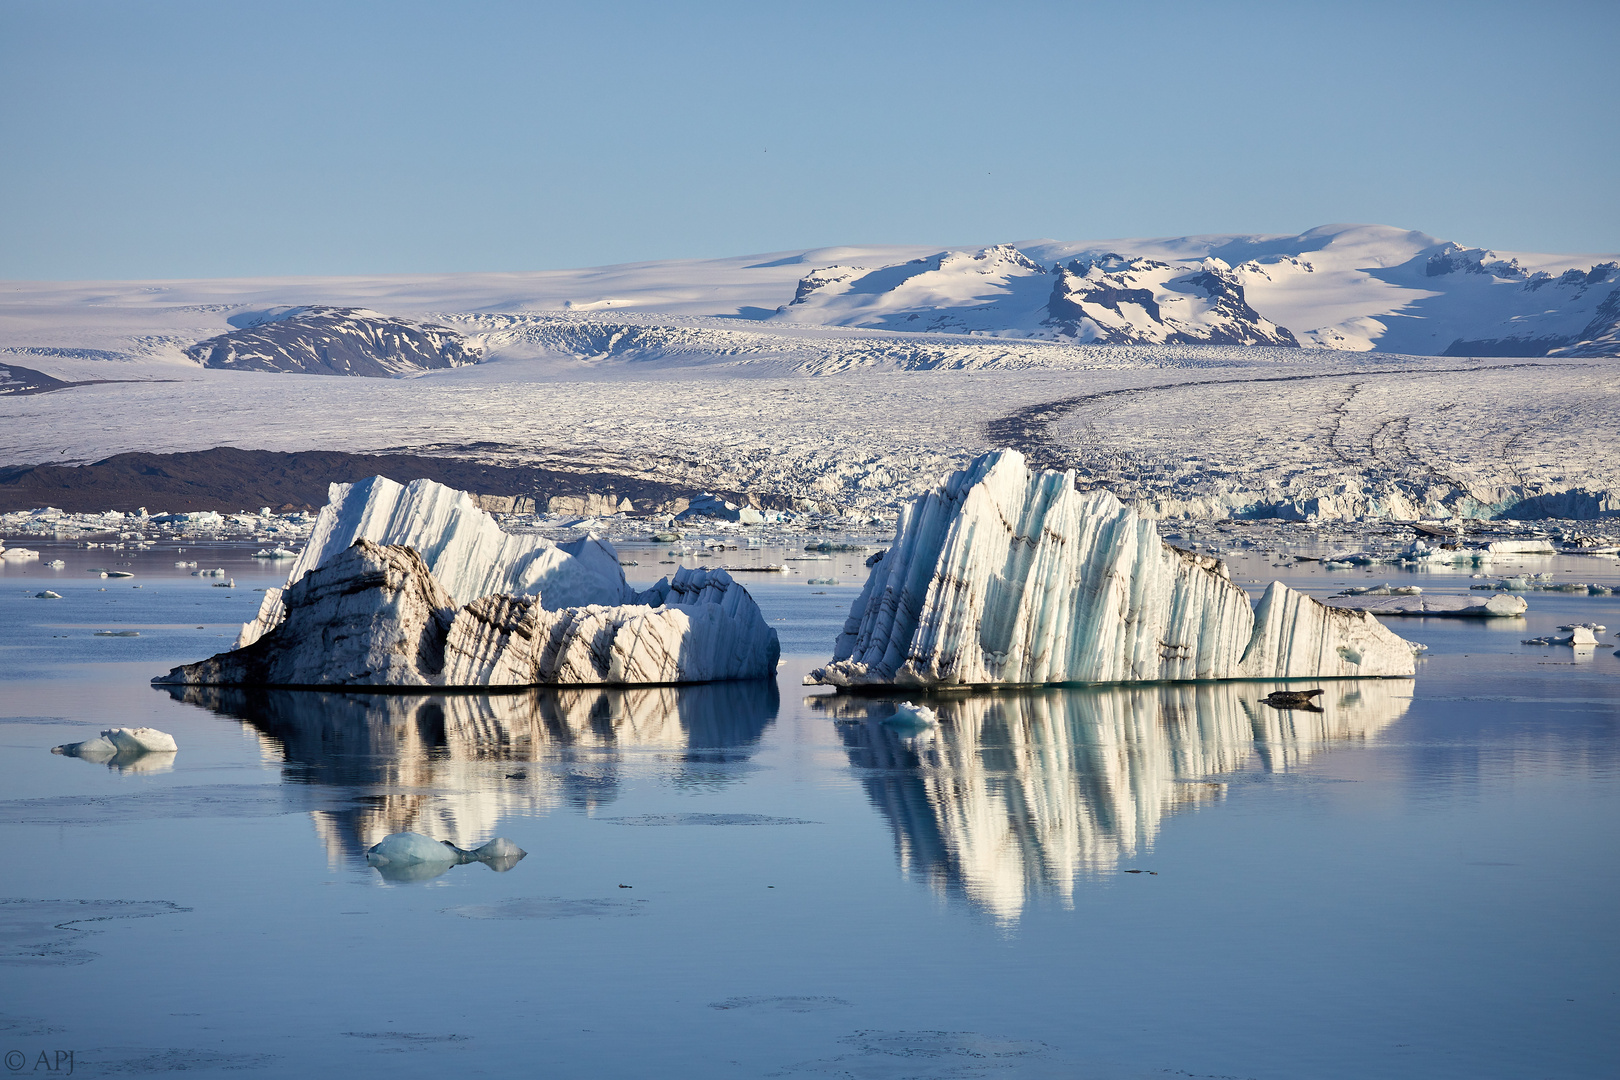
[365,831,526,882]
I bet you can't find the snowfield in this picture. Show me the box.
[2,224,1617,521]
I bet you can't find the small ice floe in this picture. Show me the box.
[1523,627,1600,646]
[193,568,227,577]
[885,701,939,727]
[365,831,527,883]
[48,559,66,569]
[106,571,134,579]
[251,548,296,559]
[53,727,178,772]
[806,578,839,586]
[34,590,62,599]
[1336,584,1421,597]
[1326,592,1526,618]
[1,547,41,561]
[212,579,235,588]
[175,561,197,569]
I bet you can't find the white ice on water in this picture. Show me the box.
[53,726,178,756]
[238,475,638,647]
[808,450,1420,687]
[164,486,778,687]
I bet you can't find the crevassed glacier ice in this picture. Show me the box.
[807,449,1418,687]
[239,475,639,647]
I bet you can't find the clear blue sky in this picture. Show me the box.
[3,0,1616,280]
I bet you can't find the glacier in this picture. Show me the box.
[159,477,779,688]
[807,450,1419,688]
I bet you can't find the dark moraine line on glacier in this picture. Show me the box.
[0,447,772,514]
[983,360,1576,473]
[0,360,178,397]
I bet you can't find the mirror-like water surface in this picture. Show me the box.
[2,542,1617,1078]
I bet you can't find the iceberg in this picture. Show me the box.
[807,450,1419,687]
[54,726,179,755]
[155,496,779,688]
[237,475,639,648]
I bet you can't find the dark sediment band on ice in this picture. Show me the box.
[0,446,765,514]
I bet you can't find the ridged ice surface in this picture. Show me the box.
[809,450,1418,686]
[1242,582,1417,679]
[160,540,456,687]
[442,567,779,686]
[239,475,635,647]
[169,545,778,688]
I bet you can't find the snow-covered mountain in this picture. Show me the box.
[0,226,1615,376]
[185,306,481,377]
[774,226,1618,356]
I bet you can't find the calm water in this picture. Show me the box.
[2,540,1617,1078]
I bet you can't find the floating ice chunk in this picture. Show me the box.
[1336,584,1421,596]
[1,547,40,561]
[1524,627,1599,646]
[34,590,61,599]
[47,559,65,569]
[1485,539,1556,555]
[237,476,640,648]
[365,831,461,867]
[365,831,527,882]
[886,701,938,727]
[54,726,178,758]
[252,547,297,559]
[806,450,1418,687]
[1325,592,1527,618]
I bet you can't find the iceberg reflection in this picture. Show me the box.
[164,681,779,865]
[816,680,1412,922]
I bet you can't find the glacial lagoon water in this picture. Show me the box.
[1,540,1617,1078]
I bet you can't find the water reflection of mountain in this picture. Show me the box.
[817,681,1412,922]
[165,682,779,865]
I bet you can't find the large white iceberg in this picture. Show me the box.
[238,475,639,648]
[807,450,1419,687]
[160,475,778,688]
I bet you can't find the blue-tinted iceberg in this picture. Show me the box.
[808,450,1419,687]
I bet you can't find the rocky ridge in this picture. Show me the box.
[185,306,481,377]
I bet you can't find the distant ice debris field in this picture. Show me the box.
[1,224,1617,521]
